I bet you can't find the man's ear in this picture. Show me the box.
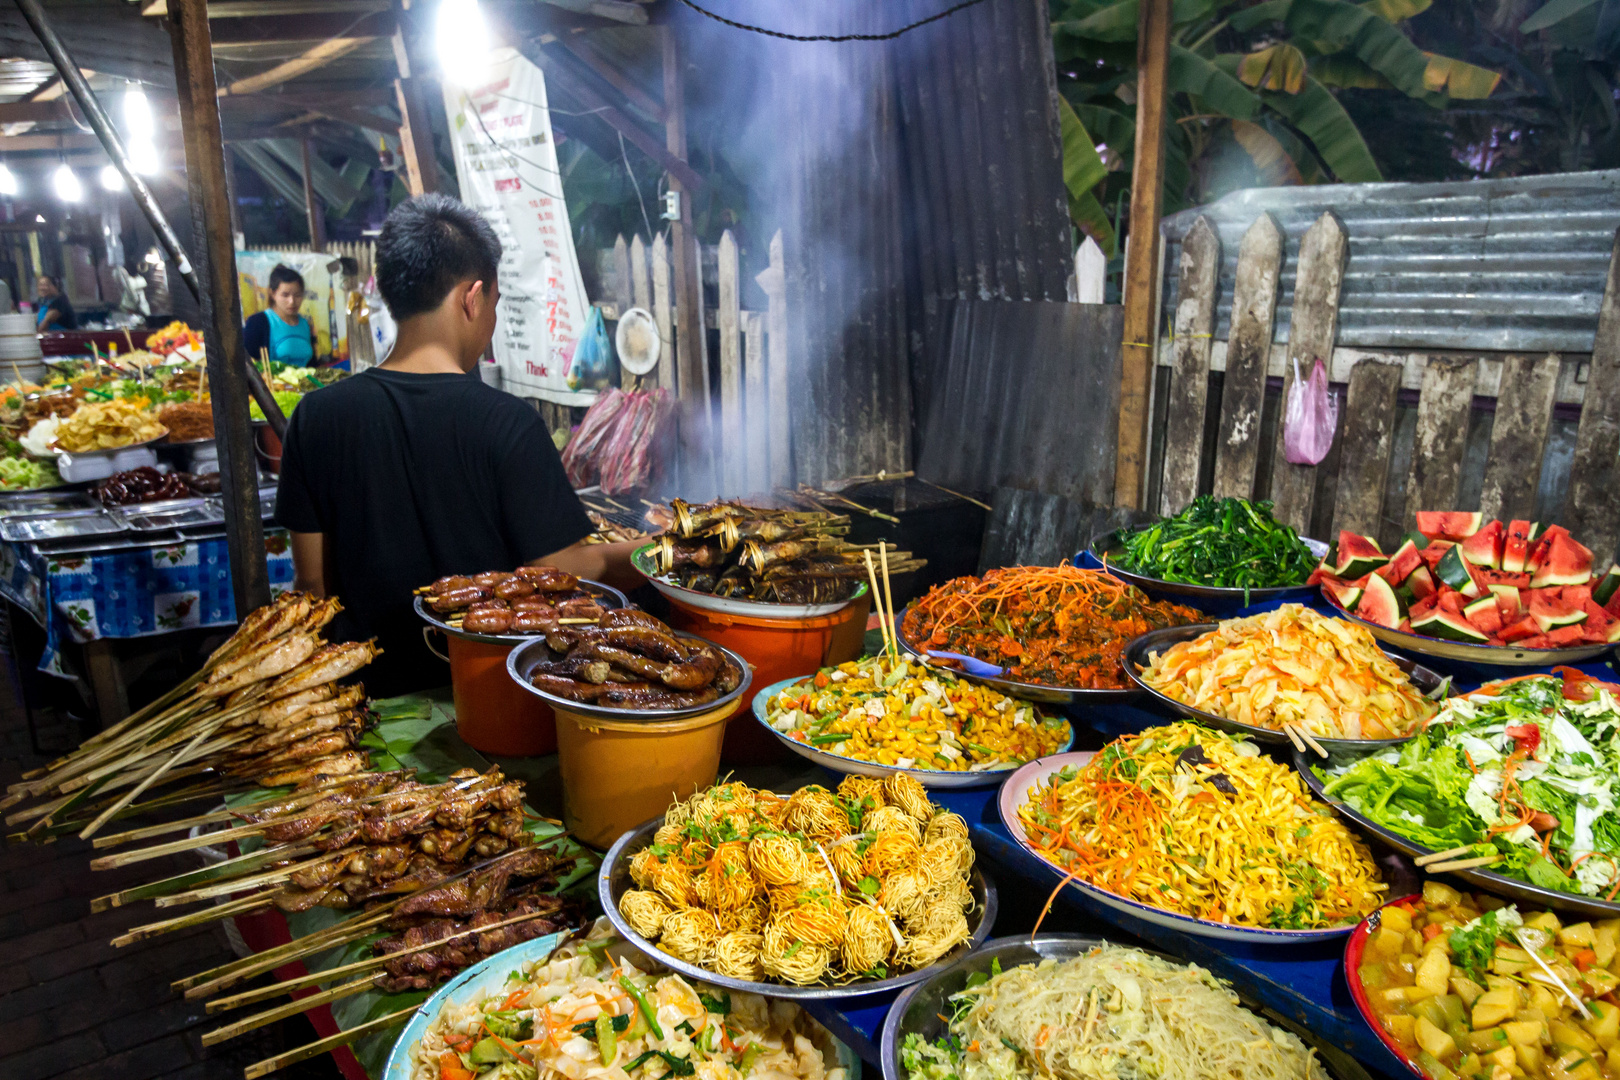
[463,280,487,322]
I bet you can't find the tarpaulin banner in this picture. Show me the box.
[443,48,594,405]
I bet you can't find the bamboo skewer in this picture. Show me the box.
[915,477,993,511]
[1281,724,1306,753]
[862,551,893,659]
[152,845,355,908]
[113,891,276,946]
[243,1003,420,1079]
[878,542,899,663]
[79,719,227,839]
[93,841,317,912]
[179,904,401,997]
[1414,845,1477,867]
[1425,854,1504,873]
[202,975,378,1047]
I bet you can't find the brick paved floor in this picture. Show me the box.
[0,654,345,1079]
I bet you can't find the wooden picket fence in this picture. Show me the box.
[597,228,790,500]
[1147,211,1620,564]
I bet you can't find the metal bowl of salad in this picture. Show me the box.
[1296,667,1620,919]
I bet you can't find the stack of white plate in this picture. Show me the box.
[0,312,45,383]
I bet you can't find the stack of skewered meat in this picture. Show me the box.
[3,590,379,841]
[644,498,926,604]
[526,609,742,709]
[418,566,607,635]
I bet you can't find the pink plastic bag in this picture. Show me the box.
[1282,356,1338,465]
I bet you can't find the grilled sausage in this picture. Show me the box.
[462,607,514,634]
[430,586,489,613]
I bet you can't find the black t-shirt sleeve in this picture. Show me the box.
[494,405,592,562]
[274,402,323,533]
[242,312,268,360]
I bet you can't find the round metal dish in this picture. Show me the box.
[600,815,998,999]
[748,675,1075,788]
[1296,746,1620,919]
[894,605,1144,706]
[508,630,752,723]
[1122,624,1446,752]
[999,751,1363,943]
[414,579,628,646]
[380,924,864,1080]
[1322,591,1614,666]
[880,935,1366,1080]
[630,543,867,619]
[1087,526,1328,603]
[1343,895,1425,1080]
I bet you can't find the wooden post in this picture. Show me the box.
[630,234,650,311]
[663,27,709,494]
[1565,227,1620,564]
[1211,213,1284,500]
[743,310,767,497]
[1479,353,1560,524]
[756,230,790,490]
[611,234,630,313]
[1402,356,1477,529]
[716,230,742,497]
[651,230,674,395]
[299,137,325,251]
[1158,216,1219,515]
[1328,359,1403,540]
[391,7,438,197]
[1113,0,1171,509]
[167,0,271,615]
[1073,237,1106,304]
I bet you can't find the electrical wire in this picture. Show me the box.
[620,131,655,244]
[674,0,991,41]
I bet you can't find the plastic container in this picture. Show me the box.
[662,591,870,764]
[57,445,158,483]
[425,629,559,756]
[552,699,740,849]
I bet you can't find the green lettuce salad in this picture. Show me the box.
[1317,673,1620,899]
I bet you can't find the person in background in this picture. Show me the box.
[274,194,641,696]
[34,275,75,330]
[243,264,317,367]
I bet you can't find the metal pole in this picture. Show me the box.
[11,0,288,443]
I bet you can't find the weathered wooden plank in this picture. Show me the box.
[630,234,650,311]
[756,230,790,490]
[1158,216,1220,515]
[1212,213,1283,501]
[1478,352,1561,524]
[610,234,630,312]
[716,230,743,497]
[743,311,767,497]
[1329,360,1403,540]
[1563,227,1620,565]
[1268,211,1348,533]
[1401,355,1477,526]
[650,231,674,396]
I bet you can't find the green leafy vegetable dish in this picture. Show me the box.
[1318,670,1620,901]
[0,441,58,490]
[1104,495,1317,591]
[900,946,1328,1080]
[249,389,303,423]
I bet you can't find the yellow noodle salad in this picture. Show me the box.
[764,658,1070,771]
[618,777,977,986]
[1137,604,1438,740]
[1016,723,1386,929]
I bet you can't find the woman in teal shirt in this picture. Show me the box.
[243,264,317,367]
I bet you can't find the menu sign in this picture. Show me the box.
[443,49,594,404]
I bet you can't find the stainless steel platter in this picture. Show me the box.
[413,578,628,646]
[508,629,751,723]
[0,508,123,542]
[1085,527,1328,604]
[1323,592,1613,666]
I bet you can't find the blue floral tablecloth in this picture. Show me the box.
[0,530,296,676]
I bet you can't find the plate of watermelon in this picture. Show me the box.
[1309,511,1619,664]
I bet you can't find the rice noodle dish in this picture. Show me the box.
[409,922,848,1080]
[899,946,1328,1080]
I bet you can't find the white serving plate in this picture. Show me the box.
[998,751,1359,944]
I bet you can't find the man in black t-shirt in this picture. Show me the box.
[274,194,642,696]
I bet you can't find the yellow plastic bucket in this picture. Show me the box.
[553,700,740,849]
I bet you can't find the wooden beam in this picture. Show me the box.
[167,0,271,614]
[0,133,105,151]
[207,10,393,45]
[1114,0,1170,509]
[0,100,73,123]
[144,0,387,16]
[390,6,439,195]
[299,137,325,250]
[664,26,710,494]
[217,37,369,97]
[559,37,664,122]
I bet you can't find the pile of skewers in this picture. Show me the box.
[643,498,924,605]
[417,566,608,635]
[3,591,379,842]
[526,609,743,709]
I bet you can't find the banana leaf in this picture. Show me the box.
[1072,101,1138,154]
[1422,53,1503,98]
[1359,0,1432,19]
[1058,97,1118,255]
[1231,119,1305,183]
[1238,43,1310,92]
[1278,0,1476,101]
[1218,57,1384,182]
[1171,44,1262,118]
[1309,54,1393,88]
[1055,0,1224,42]
[1521,0,1601,32]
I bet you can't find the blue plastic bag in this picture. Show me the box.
[566,305,613,391]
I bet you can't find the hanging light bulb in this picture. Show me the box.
[100,164,125,191]
[124,86,160,175]
[0,163,17,197]
[436,0,490,87]
[53,162,82,202]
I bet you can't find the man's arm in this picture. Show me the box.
[290,531,327,596]
[532,539,644,592]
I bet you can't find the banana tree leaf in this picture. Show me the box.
[1231,0,1292,31]
[1310,54,1393,87]
[1279,0,1498,102]
[1059,95,1110,202]
[1422,52,1503,97]
[1360,0,1431,19]
[1071,189,1119,257]
[1073,101,1137,155]
[1219,57,1384,181]
[1238,42,1310,92]
[1172,44,1262,117]
[1521,0,1601,31]
[1056,0,1223,41]
[1231,118,1305,183]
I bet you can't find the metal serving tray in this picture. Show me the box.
[0,509,124,543]
[111,499,217,532]
[0,491,93,516]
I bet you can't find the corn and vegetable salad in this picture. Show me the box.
[764,658,1069,772]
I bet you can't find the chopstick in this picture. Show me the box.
[1282,723,1328,758]
[1282,724,1305,753]
[1414,845,1476,867]
[1425,854,1503,873]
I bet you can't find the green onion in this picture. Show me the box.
[619,975,664,1040]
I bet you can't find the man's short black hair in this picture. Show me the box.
[268,264,305,293]
[375,194,502,320]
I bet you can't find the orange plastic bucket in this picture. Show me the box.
[428,629,558,756]
[553,701,738,848]
[663,593,870,764]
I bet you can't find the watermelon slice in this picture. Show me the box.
[1355,575,1403,629]
[1435,546,1474,592]
[1412,609,1488,643]
[1460,520,1506,569]
[1438,590,1467,616]
[1415,511,1483,542]
[1528,590,1588,632]
[1499,615,1541,643]
[1332,532,1387,580]
[1418,541,1455,571]
[1408,593,1441,622]
[1562,584,1593,608]
[1502,520,1538,573]
[1581,601,1620,644]
[1595,565,1620,607]
[1378,539,1423,585]
[1545,624,1587,647]
[1529,532,1594,588]
[1470,567,1531,589]
[1407,565,1438,602]
[1489,583,1522,616]
[1324,581,1363,611]
[1464,595,1504,636]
